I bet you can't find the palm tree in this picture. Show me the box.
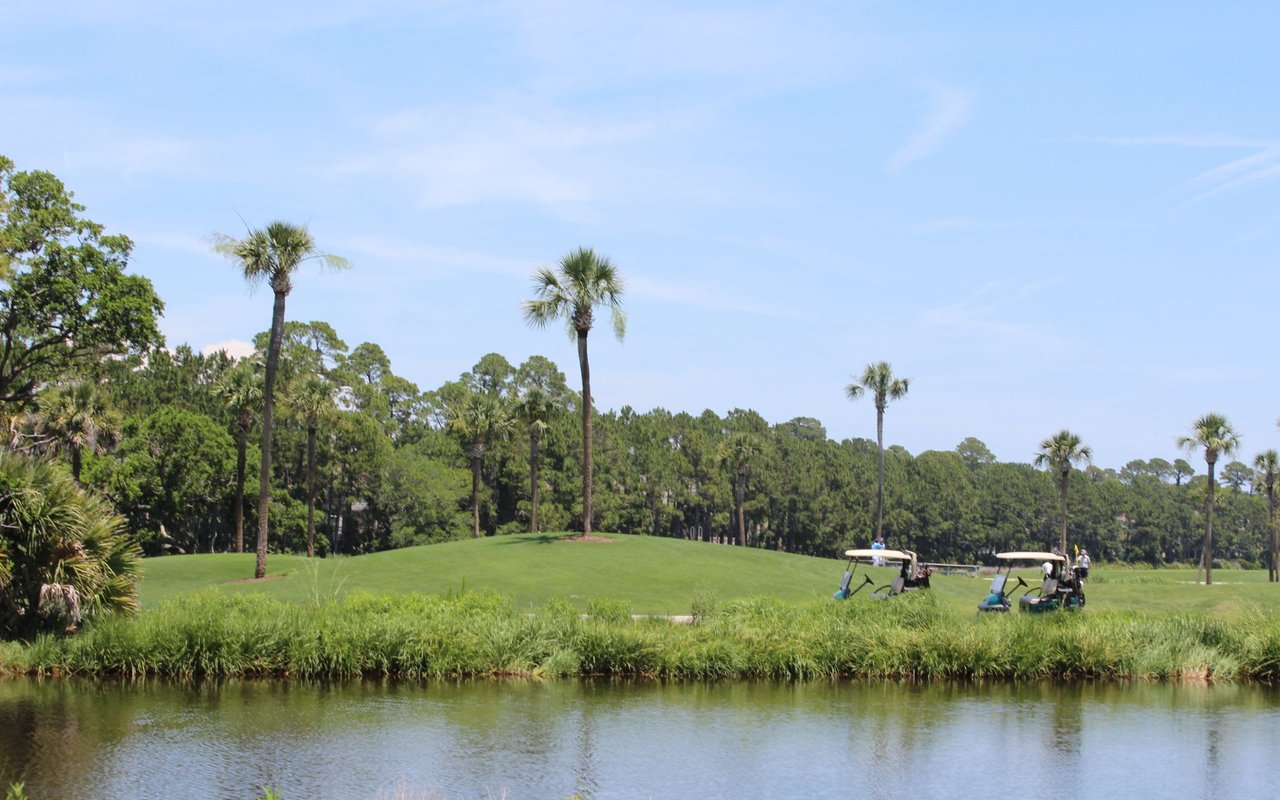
[717,432,763,547]
[1254,449,1279,583]
[0,453,141,638]
[32,381,121,484]
[446,391,515,538]
[845,361,909,542]
[516,386,555,533]
[1033,430,1092,554]
[214,221,348,578]
[215,359,262,554]
[1177,413,1240,586]
[523,247,625,538]
[288,374,334,558]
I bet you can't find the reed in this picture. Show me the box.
[3,589,1279,683]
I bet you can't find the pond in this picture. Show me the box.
[0,678,1276,799]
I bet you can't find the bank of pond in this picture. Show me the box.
[2,590,1279,683]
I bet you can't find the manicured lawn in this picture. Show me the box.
[139,534,1280,618]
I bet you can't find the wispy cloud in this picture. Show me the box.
[628,276,801,319]
[338,96,689,215]
[501,0,857,91]
[917,281,1052,343]
[1085,133,1280,203]
[888,83,975,171]
[328,235,534,278]
[909,216,1146,235]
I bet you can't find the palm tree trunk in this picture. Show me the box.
[1059,472,1069,553]
[1268,485,1276,583]
[577,328,592,538]
[875,404,885,540]
[471,442,483,538]
[529,432,541,534]
[71,445,82,485]
[254,289,287,579]
[305,422,317,558]
[735,473,746,546]
[234,424,247,553]
[1205,460,1216,585]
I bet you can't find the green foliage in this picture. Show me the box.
[6,584,1280,682]
[0,155,164,408]
[92,406,237,554]
[0,453,141,639]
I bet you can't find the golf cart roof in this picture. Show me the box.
[844,548,916,562]
[996,551,1067,563]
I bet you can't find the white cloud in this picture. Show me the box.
[201,339,256,360]
[1085,133,1280,203]
[338,96,685,214]
[888,83,975,171]
[628,276,801,319]
[500,0,856,90]
[916,281,1053,344]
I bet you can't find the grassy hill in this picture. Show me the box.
[139,532,1280,618]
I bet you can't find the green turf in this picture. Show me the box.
[138,533,1280,618]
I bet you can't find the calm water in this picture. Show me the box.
[0,678,1276,799]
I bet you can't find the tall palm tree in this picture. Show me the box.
[215,359,262,554]
[1254,449,1279,583]
[717,432,763,547]
[523,247,625,538]
[288,374,335,558]
[1177,413,1240,586]
[447,391,515,538]
[845,361,909,542]
[32,381,121,484]
[517,386,555,533]
[214,221,348,578]
[1034,430,1092,553]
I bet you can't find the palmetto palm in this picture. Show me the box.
[288,374,335,558]
[523,247,625,538]
[1177,413,1240,586]
[717,432,763,547]
[1034,429,1092,553]
[1254,449,1279,582]
[33,381,121,484]
[215,359,262,554]
[517,386,555,533]
[845,361,909,542]
[0,454,141,638]
[214,221,347,578]
[446,391,515,538]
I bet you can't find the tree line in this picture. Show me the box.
[3,154,1278,592]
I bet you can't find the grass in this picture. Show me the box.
[4,589,1280,682]
[3,534,1279,683]
[137,532,1280,620]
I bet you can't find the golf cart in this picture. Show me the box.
[978,551,1084,613]
[834,548,932,600]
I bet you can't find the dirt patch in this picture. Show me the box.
[562,535,614,543]
[224,575,288,585]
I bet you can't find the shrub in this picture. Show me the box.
[0,454,141,639]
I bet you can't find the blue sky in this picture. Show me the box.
[3,1,1278,470]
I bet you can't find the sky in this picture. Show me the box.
[2,1,1278,470]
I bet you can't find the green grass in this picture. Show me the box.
[138,533,1280,620]
[6,590,1280,682]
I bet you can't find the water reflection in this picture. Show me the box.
[0,678,1277,799]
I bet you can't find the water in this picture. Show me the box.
[0,678,1276,799]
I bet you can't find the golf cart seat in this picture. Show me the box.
[977,574,1011,613]
[1019,577,1058,611]
[872,576,906,599]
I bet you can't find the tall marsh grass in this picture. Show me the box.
[2,589,1278,682]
